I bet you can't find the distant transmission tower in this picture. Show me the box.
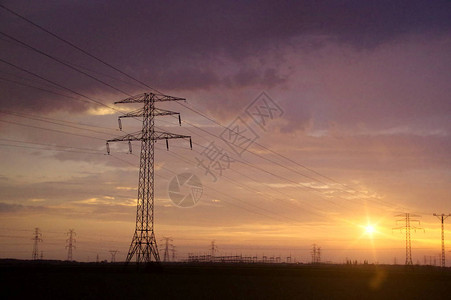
[107,93,191,264]
[162,237,173,262]
[65,229,76,261]
[311,244,321,264]
[433,213,451,267]
[31,228,42,260]
[171,245,176,262]
[210,240,218,261]
[393,213,423,265]
[109,250,119,263]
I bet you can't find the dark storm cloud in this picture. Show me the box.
[0,0,449,113]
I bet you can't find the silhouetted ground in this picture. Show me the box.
[1,259,451,299]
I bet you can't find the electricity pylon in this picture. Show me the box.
[66,229,76,261]
[311,244,321,264]
[162,237,173,262]
[107,92,191,264]
[393,213,423,265]
[210,240,218,261]
[31,228,42,260]
[109,250,118,263]
[433,213,451,267]
[171,245,176,262]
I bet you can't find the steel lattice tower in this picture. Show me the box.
[210,240,217,261]
[433,213,451,267]
[66,229,76,261]
[107,93,191,264]
[162,237,173,262]
[109,250,118,263]
[394,213,422,265]
[171,245,176,261]
[31,227,42,260]
[311,244,321,264]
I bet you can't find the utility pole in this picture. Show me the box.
[107,92,191,264]
[433,213,451,267]
[66,229,76,261]
[393,213,423,265]
[109,250,119,263]
[31,228,42,260]
[162,237,173,262]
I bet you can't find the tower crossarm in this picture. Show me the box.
[117,108,182,129]
[118,108,180,118]
[114,92,185,104]
[154,131,191,141]
[106,131,191,153]
[107,131,190,143]
[107,132,143,143]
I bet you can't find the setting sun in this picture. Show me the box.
[365,225,376,235]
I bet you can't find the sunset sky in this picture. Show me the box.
[0,0,450,264]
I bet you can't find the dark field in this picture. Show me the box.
[1,260,451,299]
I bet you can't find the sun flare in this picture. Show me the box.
[365,224,376,235]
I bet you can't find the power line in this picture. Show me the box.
[0,109,115,136]
[0,109,120,133]
[0,57,146,126]
[0,30,132,96]
[158,114,391,212]
[147,150,324,223]
[0,119,106,140]
[0,137,104,153]
[152,146,327,220]
[0,76,80,100]
[0,57,104,108]
[153,121,366,216]
[175,102,406,212]
[155,128,363,214]
[0,4,405,213]
[0,4,162,95]
[0,143,104,155]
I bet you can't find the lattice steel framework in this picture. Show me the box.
[433,213,451,267]
[162,237,173,262]
[31,227,42,260]
[394,213,422,265]
[66,229,76,261]
[107,93,191,264]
